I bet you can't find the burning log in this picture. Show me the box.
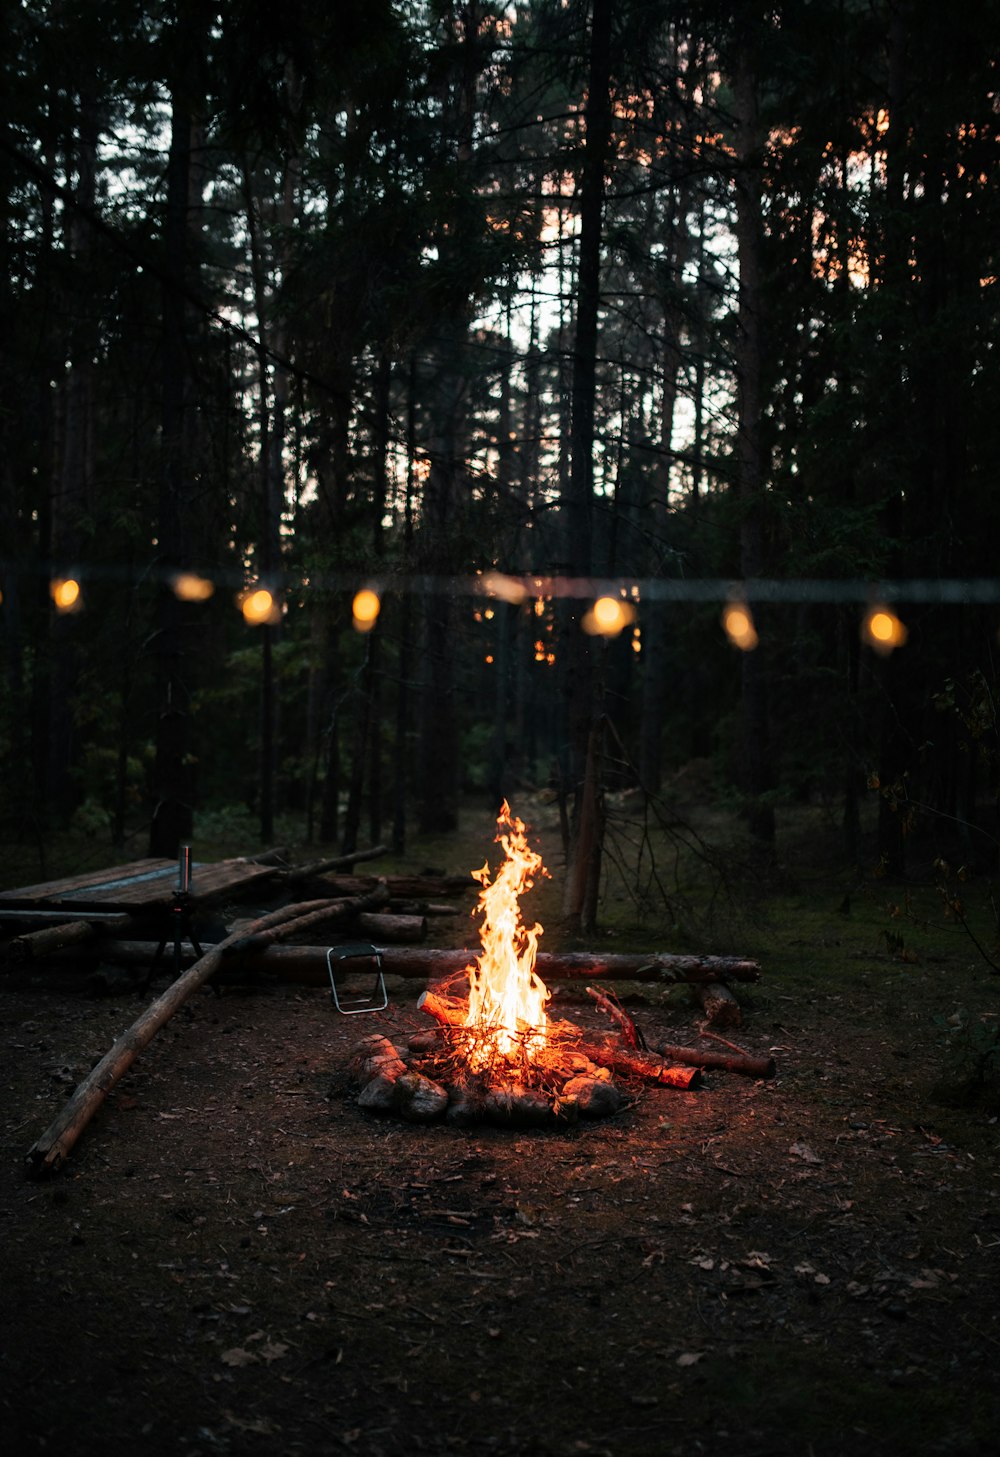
[25,899,351,1177]
[583,1043,703,1089]
[416,988,467,1027]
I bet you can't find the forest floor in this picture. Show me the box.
[1,794,999,1456]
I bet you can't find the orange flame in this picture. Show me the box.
[463,801,549,1069]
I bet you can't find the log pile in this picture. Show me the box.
[347,975,774,1130]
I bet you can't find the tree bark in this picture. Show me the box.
[149,10,207,857]
[72,943,761,987]
[562,0,614,924]
[732,23,775,849]
[652,1038,775,1080]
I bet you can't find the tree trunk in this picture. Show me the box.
[732,26,775,849]
[149,32,204,858]
[561,0,613,921]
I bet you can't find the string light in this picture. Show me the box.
[480,571,528,605]
[722,601,758,651]
[240,586,280,626]
[582,595,636,637]
[50,577,82,614]
[352,588,381,633]
[172,572,214,602]
[863,605,907,654]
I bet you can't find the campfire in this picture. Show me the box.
[350,802,705,1127]
[451,800,551,1074]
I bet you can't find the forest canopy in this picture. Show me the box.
[2,0,999,902]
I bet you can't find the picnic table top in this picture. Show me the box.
[0,856,279,915]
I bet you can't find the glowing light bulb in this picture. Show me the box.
[481,571,527,605]
[583,596,635,637]
[722,602,758,651]
[863,606,907,654]
[172,572,214,602]
[51,577,82,613]
[352,588,381,632]
[241,587,278,626]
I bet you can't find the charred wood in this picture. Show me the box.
[583,1043,702,1089]
[416,989,467,1027]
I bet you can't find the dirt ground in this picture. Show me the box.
[1,823,999,1456]
[1,965,997,1455]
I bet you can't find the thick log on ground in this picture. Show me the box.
[301,873,472,900]
[25,899,349,1177]
[2,913,134,965]
[697,980,743,1028]
[351,947,761,984]
[355,912,427,943]
[50,943,761,987]
[391,901,459,918]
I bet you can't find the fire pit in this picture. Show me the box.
[350,802,696,1127]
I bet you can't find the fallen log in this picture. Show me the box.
[334,947,760,984]
[376,948,760,984]
[653,1038,775,1080]
[355,911,427,943]
[391,901,460,918]
[301,873,472,900]
[227,846,291,867]
[2,913,134,965]
[278,844,388,884]
[696,980,743,1028]
[228,884,391,950]
[48,943,762,987]
[25,899,349,1177]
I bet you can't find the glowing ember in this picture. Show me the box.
[462,801,550,1071]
